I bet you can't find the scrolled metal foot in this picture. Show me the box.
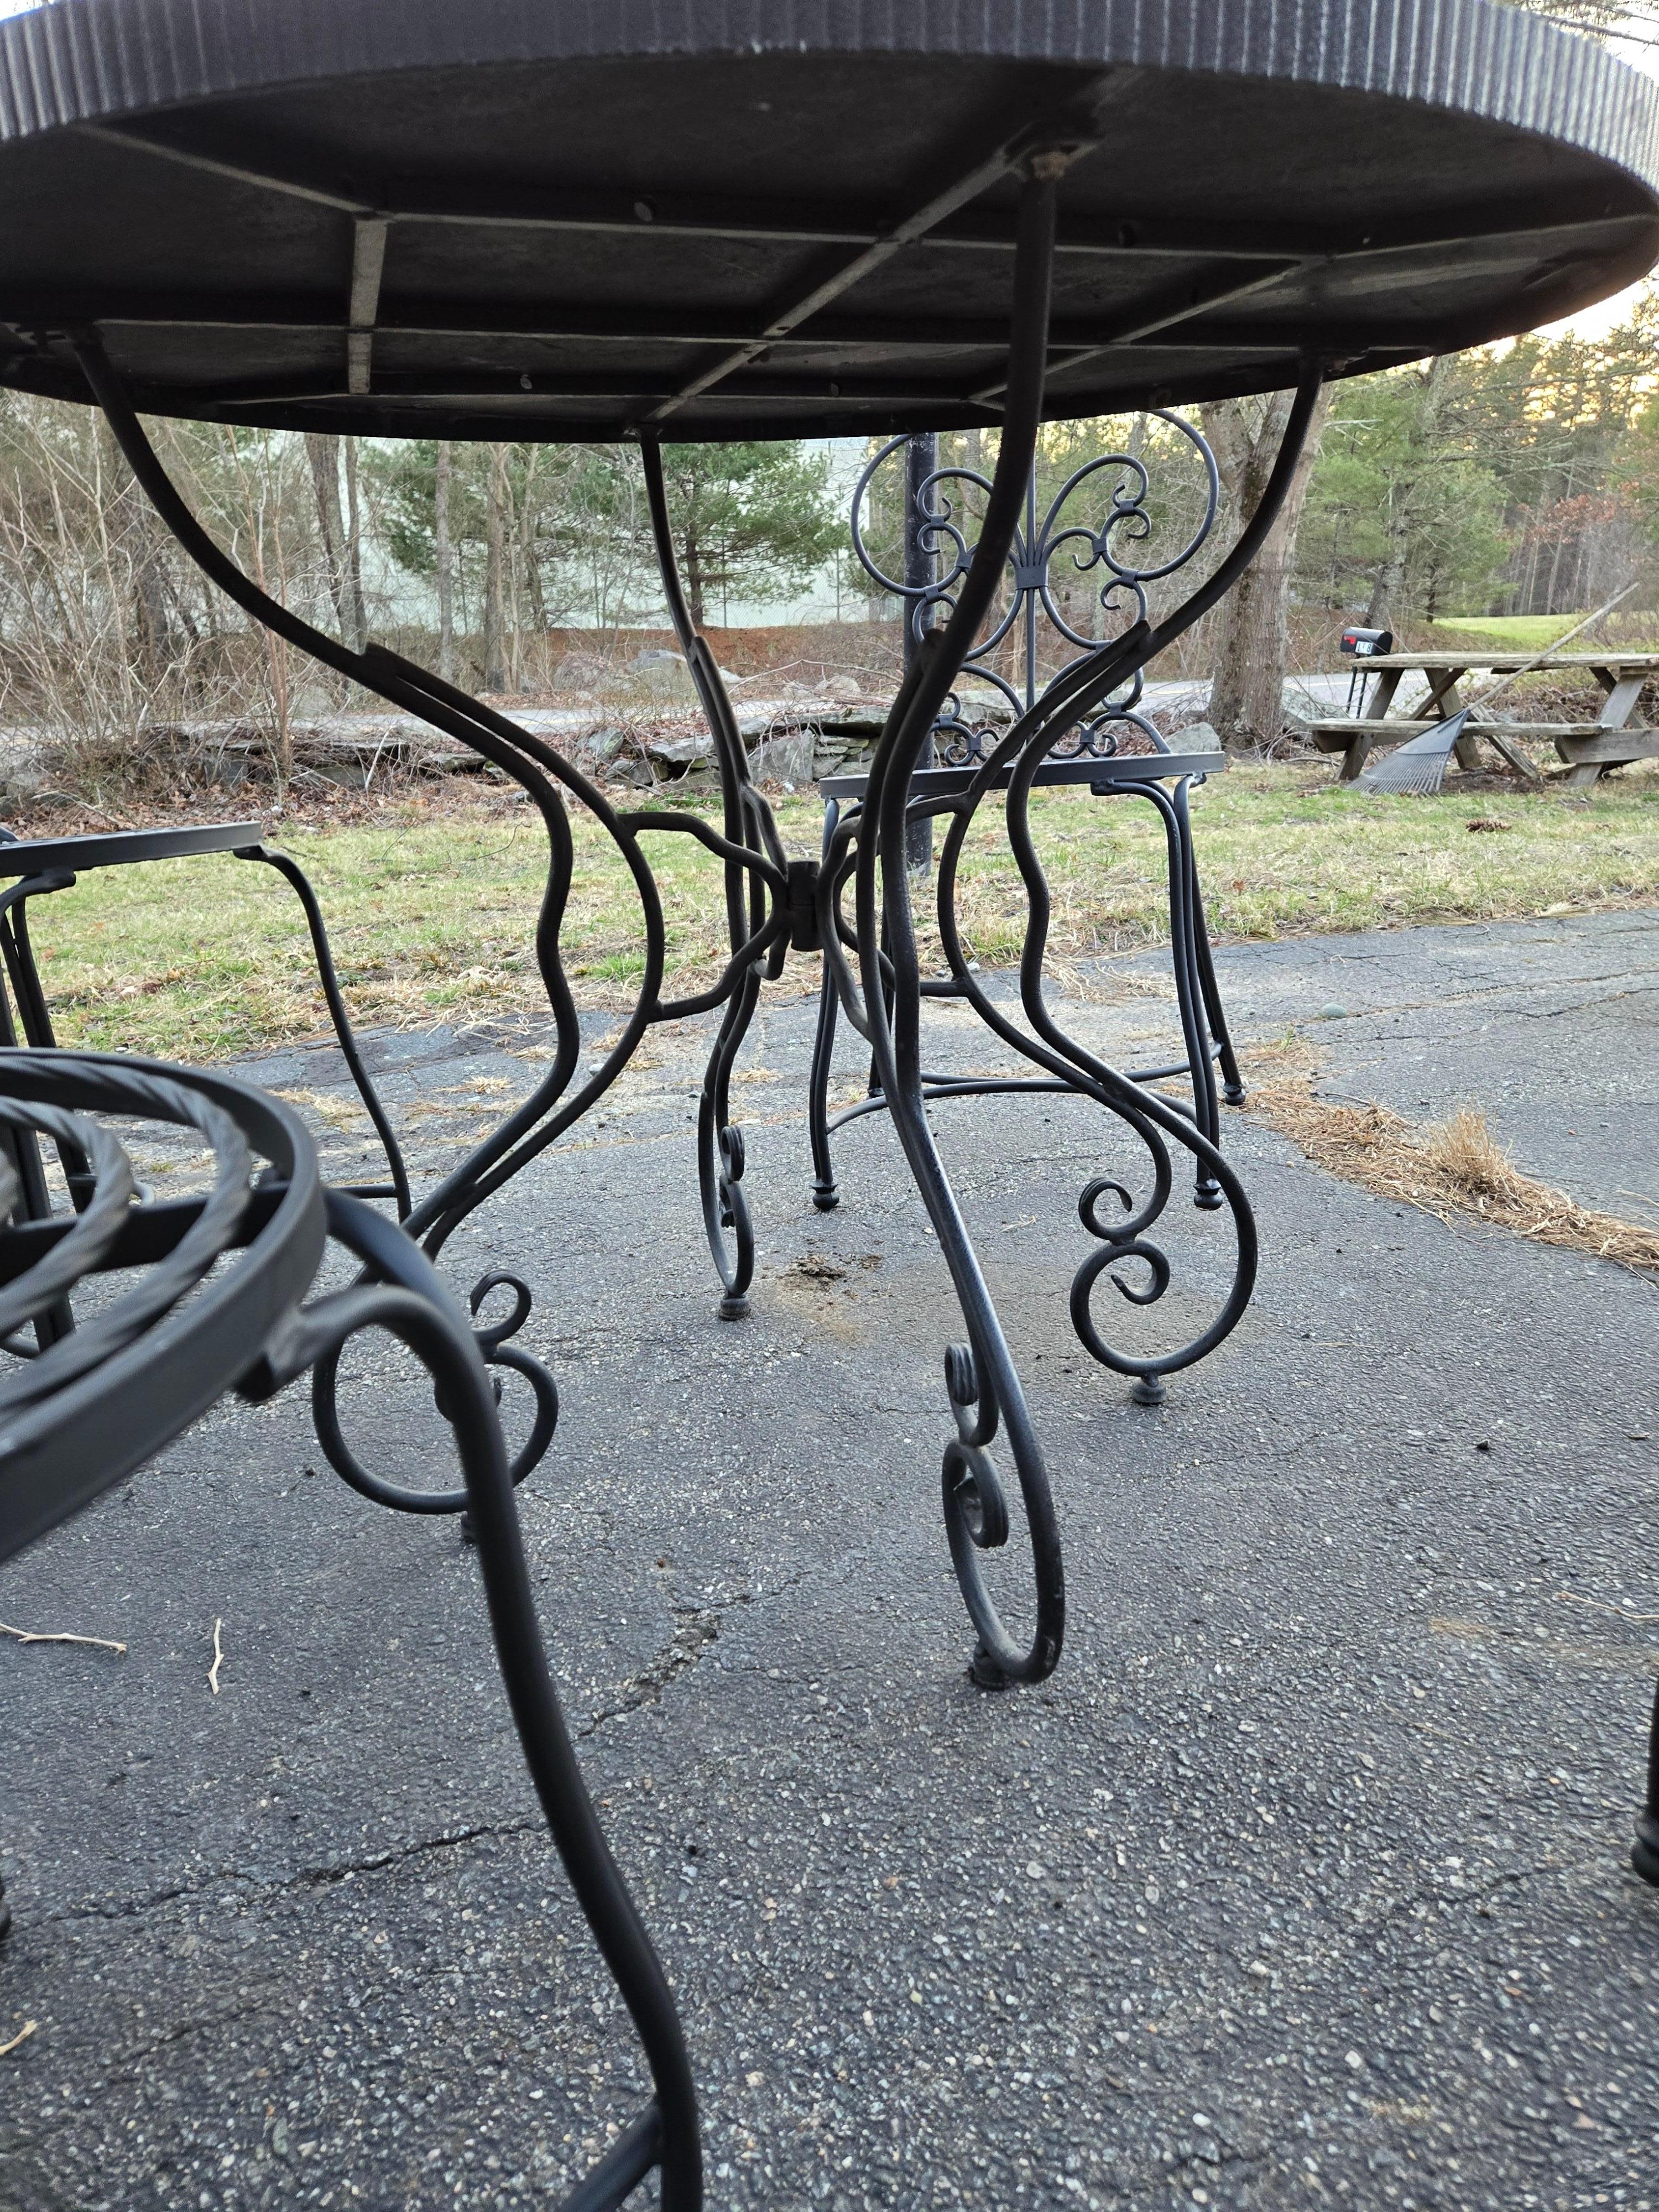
[935,1340,1060,1687]
[311,1264,558,1512]
[700,1108,753,1320]
[469,1270,560,1478]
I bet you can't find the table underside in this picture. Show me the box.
[1,17,1656,439]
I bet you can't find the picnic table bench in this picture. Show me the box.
[1307,651,1659,786]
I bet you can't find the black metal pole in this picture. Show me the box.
[902,432,937,871]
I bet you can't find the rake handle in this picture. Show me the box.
[1466,580,1639,714]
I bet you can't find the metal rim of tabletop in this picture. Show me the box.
[0,1045,701,2211]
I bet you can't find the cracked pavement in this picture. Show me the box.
[1,911,1656,2210]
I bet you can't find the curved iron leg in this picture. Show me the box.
[808,799,843,1211]
[640,443,784,1319]
[858,165,1067,1687]
[698,964,759,1319]
[235,844,412,1218]
[314,1194,703,2209]
[1635,1673,1659,1886]
[0,874,83,1342]
[1152,782,1224,1211]
[1173,779,1245,1107]
[808,972,842,1214]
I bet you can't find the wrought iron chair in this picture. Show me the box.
[0,820,412,1266]
[810,424,1249,1404]
[0,1047,701,2211]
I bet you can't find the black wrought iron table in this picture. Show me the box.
[0,0,1653,1745]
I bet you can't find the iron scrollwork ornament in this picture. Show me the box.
[849,413,1219,765]
[828,405,1256,1408]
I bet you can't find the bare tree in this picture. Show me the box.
[222,427,293,783]
[1363,356,1454,633]
[1202,386,1332,749]
[305,431,367,653]
[434,440,456,681]
[305,432,350,644]
[483,442,509,692]
[342,435,367,651]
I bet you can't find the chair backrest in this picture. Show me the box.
[850,417,1220,766]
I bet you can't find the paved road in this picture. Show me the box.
[1,915,1655,2210]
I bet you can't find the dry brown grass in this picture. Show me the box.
[1243,1041,1659,1279]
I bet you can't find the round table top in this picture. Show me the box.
[0,0,1655,442]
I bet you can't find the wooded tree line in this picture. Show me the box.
[3,280,1659,768]
[0,408,841,773]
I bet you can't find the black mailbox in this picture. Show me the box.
[1340,627,1394,657]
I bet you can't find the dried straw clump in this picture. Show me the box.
[1243,1042,1659,1280]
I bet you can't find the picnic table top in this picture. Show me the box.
[0,0,1656,440]
[1349,651,1659,673]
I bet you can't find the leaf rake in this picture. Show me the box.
[1359,707,1470,796]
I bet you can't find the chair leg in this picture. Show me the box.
[0,885,74,1344]
[1634,1672,1659,1886]
[1175,782,1246,1107]
[235,844,411,1218]
[808,957,841,1212]
[1149,786,1222,1209]
[697,968,759,1319]
[3,893,97,1212]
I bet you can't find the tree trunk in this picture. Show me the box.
[1363,535,1407,630]
[434,441,455,682]
[684,520,706,631]
[342,435,367,652]
[131,522,174,685]
[1202,386,1332,750]
[483,443,509,692]
[1365,354,1452,633]
[305,433,352,643]
[518,446,546,639]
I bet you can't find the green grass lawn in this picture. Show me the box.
[20,764,1659,1062]
[1429,613,1659,651]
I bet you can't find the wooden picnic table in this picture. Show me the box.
[1307,651,1659,787]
